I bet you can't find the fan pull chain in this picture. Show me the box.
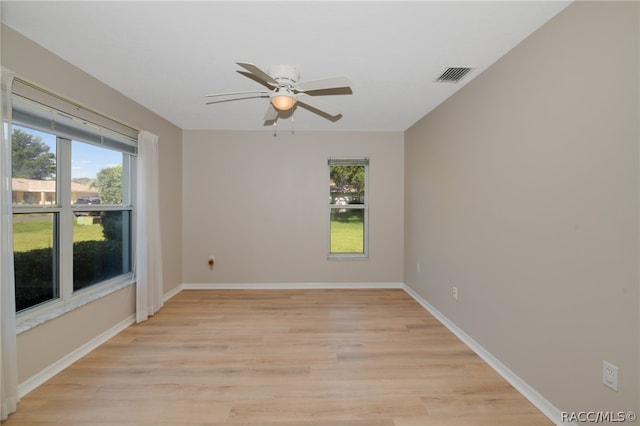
[291,116,295,135]
[273,120,277,137]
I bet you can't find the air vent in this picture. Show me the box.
[436,67,473,83]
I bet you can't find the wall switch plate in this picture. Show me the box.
[452,286,458,301]
[602,361,618,391]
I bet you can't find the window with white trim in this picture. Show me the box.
[11,86,137,316]
[328,157,369,259]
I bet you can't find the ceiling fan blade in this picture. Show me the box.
[236,62,278,87]
[205,90,269,98]
[205,94,268,105]
[296,93,341,117]
[264,103,278,121]
[296,76,351,92]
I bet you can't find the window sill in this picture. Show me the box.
[16,278,135,335]
[328,254,369,261]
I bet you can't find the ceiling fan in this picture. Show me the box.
[205,62,352,122]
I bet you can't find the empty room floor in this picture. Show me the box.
[3,289,552,425]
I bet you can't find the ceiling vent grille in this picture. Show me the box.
[436,67,473,83]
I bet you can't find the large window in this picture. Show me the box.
[328,158,369,259]
[11,92,136,315]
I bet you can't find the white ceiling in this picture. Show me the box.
[1,1,571,132]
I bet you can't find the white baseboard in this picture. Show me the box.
[163,283,184,302]
[401,284,573,426]
[182,282,404,290]
[18,314,135,398]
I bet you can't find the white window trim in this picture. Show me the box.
[13,133,135,332]
[11,81,138,330]
[327,157,369,260]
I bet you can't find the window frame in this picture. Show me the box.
[11,88,137,330]
[328,157,369,260]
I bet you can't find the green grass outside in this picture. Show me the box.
[330,219,364,253]
[14,216,361,254]
[13,216,104,253]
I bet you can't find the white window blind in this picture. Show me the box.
[12,79,137,154]
[328,157,370,167]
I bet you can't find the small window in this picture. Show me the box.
[328,158,369,259]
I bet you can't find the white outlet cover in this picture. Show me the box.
[603,361,619,391]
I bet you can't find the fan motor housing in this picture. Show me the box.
[268,65,300,87]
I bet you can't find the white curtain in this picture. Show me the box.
[1,68,18,420]
[135,130,164,323]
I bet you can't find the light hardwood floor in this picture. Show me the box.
[3,289,553,425]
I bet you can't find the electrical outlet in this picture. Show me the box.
[602,361,618,391]
[452,286,458,301]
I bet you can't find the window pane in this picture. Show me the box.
[330,209,364,254]
[72,141,123,206]
[73,210,131,292]
[329,161,367,257]
[13,213,59,312]
[12,126,57,206]
[329,165,365,205]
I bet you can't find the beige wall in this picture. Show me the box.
[1,25,183,382]
[404,1,639,414]
[182,130,404,284]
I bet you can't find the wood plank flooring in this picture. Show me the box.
[3,289,553,425]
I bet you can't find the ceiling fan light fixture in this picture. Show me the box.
[206,62,351,121]
[271,90,297,111]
